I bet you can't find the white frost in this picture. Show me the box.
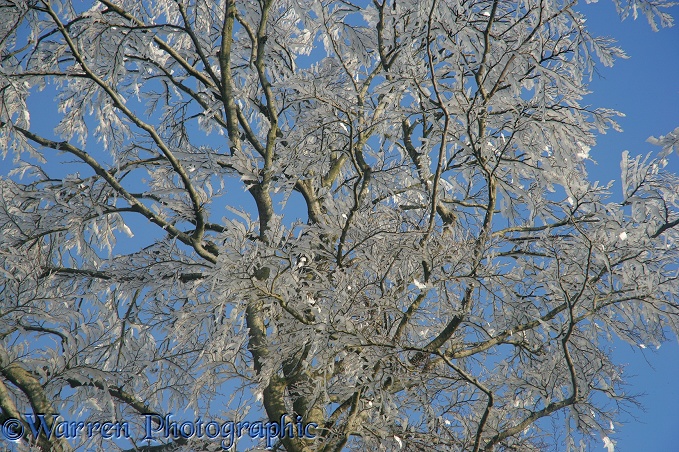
[120,223,134,238]
[413,279,428,290]
[602,435,615,452]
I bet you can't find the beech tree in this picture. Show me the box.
[1,0,678,450]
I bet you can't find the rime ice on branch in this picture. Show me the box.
[0,0,678,451]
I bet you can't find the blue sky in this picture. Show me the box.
[576,2,679,450]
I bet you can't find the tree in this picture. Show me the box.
[1,0,678,450]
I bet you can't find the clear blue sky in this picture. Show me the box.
[577,2,679,450]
